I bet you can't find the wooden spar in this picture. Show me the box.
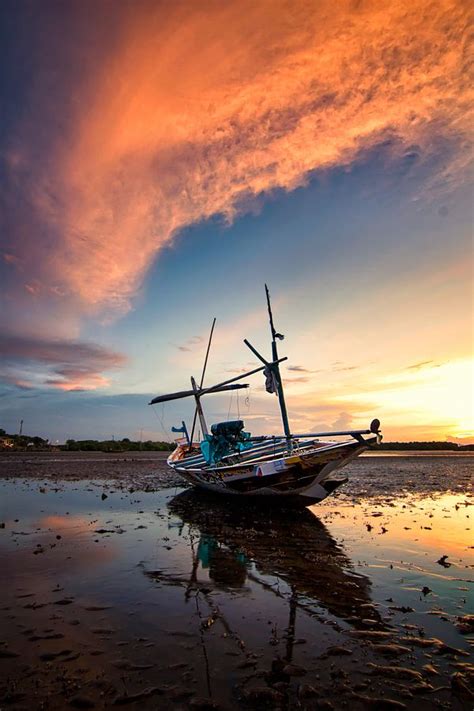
[195,357,287,394]
[189,318,216,446]
[191,376,208,437]
[148,357,287,405]
[200,318,216,387]
[288,429,373,438]
[243,339,267,366]
[265,284,292,446]
[247,428,373,440]
[149,382,247,405]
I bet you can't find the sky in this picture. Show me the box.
[0,0,472,444]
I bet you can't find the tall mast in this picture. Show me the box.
[189,318,216,445]
[190,376,208,437]
[265,284,292,445]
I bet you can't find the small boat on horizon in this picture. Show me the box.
[149,286,382,506]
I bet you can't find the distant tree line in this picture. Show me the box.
[0,429,174,452]
[1,427,472,451]
[63,438,175,452]
[378,440,474,451]
[0,429,49,449]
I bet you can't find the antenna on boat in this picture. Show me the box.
[188,317,216,446]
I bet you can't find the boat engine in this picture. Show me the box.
[201,420,252,465]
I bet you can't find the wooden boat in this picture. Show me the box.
[150,286,382,505]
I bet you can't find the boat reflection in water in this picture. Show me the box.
[144,490,383,694]
[163,489,381,632]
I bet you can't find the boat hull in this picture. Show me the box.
[168,437,374,505]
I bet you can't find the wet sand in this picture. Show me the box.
[0,452,472,710]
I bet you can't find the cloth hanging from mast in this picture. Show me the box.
[263,366,279,395]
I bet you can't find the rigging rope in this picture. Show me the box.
[151,404,171,443]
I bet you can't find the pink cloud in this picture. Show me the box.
[1,0,470,326]
[45,374,110,392]
[0,335,126,391]
[3,253,21,267]
[0,0,472,378]
[24,282,41,296]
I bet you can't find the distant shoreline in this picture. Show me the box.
[2,431,472,453]
[1,449,472,458]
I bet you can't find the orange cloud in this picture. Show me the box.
[45,371,111,392]
[5,0,473,318]
[0,334,126,391]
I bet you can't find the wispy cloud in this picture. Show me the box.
[0,334,126,391]
[2,0,471,326]
[288,362,356,374]
[0,375,35,391]
[311,411,354,433]
[406,360,435,370]
[286,376,310,384]
[171,335,204,353]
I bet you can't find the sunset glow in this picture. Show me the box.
[0,0,472,442]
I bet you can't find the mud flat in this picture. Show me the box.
[0,452,472,709]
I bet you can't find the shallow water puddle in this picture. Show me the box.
[0,476,472,709]
[315,493,473,647]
